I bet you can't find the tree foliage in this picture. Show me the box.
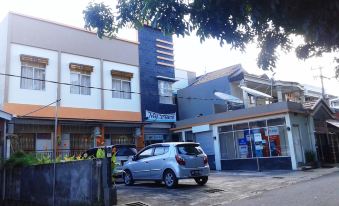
[83,0,339,73]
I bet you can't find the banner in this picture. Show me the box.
[145,110,176,122]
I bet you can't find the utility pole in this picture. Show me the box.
[52,98,60,206]
[312,67,330,100]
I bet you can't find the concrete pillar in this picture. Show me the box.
[308,117,317,159]
[2,121,6,160]
[277,86,283,102]
[241,80,250,108]
[212,126,221,171]
[100,59,104,110]
[285,114,297,170]
[181,131,186,142]
[57,51,61,106]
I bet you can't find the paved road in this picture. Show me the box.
[228,171,339,206]
[116,168,339,206]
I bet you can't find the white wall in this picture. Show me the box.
[103,61,140,112]
[173,69,189,94]
[7,44,141,113]
[8,44,58,105]
[0,16,8,108]
[60,53,101,109]
[289,114,313,152]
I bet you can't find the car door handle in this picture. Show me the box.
[145,161,149,163]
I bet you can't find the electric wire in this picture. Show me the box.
[0,72,230,102]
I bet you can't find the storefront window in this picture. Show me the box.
[218,117,289,160]
[234,129,253,158]
[249,120,266,128]
[219,125,233,133]
[267,118,285,126]
[268,126,289,156]
[185,131,195,142]
[219,132,236,159]
[250,128,269,157]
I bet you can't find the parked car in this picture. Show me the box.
[122,142,210,188]
[82,144,137,167]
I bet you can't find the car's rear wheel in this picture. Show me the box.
[163,170,178,189]
[194,176,208,186]
[123,170,134,186]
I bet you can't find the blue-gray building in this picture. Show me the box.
[174,65,338,170]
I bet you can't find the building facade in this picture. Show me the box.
[174,65,338,170]
[138,27,189,146]
[0,13,143,157]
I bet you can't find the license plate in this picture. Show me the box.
[190,170,200,176]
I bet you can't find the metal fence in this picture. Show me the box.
[25,149,87,159]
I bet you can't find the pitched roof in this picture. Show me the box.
[191,64,244,86]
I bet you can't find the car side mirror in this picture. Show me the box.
[132,155,137,161]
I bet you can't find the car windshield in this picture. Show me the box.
[177,144,203,155]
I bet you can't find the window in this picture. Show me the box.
[116,147,137,156]
[219,132,237,159]
[154,146,169,156]
[138,147,154,159]
[177,144,203,155]
[20,62,46,90]
[218,118,290,160]
[185,131,195,142]
[112,78,131,99]
[158,80,173,104]
[70,72,91,95]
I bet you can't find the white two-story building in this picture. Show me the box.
[0,13,143,156]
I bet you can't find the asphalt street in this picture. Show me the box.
[228,171,339,206]
[116,168,339,206]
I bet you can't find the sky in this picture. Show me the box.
[0,0,338,96]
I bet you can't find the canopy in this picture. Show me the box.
[214,92,243,104]
[239,86,273,99]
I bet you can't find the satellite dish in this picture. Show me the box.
[214,92,243,104]
[239,86,273,99]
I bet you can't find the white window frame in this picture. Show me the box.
[70,71,91,95]
[20,63,46,91]
[112,78,131,99]
[158,80,174,104]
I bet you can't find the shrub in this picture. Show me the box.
[5,151,38,167]
[305,150,316,163]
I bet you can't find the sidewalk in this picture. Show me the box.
[117,167,339,206]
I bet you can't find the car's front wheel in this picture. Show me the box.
[163,170,178,189]
[123,170,134,186]
[194,176,208,186]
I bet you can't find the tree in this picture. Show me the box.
[83,0,339,74]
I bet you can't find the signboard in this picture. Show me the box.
[192,125,210,133]
[238,138,248,158]
[145,110,176,122]
[145,135,164,141]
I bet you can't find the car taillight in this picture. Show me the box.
[203,156,208,165]
[175,154,185,166]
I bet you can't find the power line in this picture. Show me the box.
[0,72,230,102]
[18,99,61,118]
